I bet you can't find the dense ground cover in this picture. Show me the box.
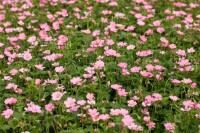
[0,0,200,132]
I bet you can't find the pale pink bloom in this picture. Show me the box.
[136,50,153,57]
[169,44,176,49]
[110,109,121,116]
[77,100,86,106]
[52,92,64,101]
[171,79,181,84]
[109,1,118,6]
[87,100,96,105]
[137,20,145,26]
[153,20,161,26]
[146,64,154,71]
[122,115,134,126]
[1,109,14,119]
[118,89,128,96]
[4,97,17,105]
[130,67,141,73]
[0,43,4,48]
[70,77,82,85]
[86,93,94,100]
[88,108,99,118]
[183,100,194,109]
[93,60,104,70]
[45,103,55,111]
[25,102,42,113]
[52,21,60,30]
[118,62,128,69]
[143,116,150,122]
[35,79,41,85]
[164,123,175,133]
[4,76,12,81]
[147,122,156,129]
[145,29,153,35]
[117,42,127,47]
[190,82,197,88]
[23,51,32,61]
[55,66,64,73]
[35,64,45,70]
[169,96,179,101]
[177,30,185,35]
[128,123,143,131]
[127,100,137,107]
[140,71,154,78]
[81,29,91,34]
[140,35,147,42]
[165,9,171,14]
[0,14,5,21]
[9,69,18,75]
[106,39,114,45]
[92,30,100,37]
[187,47,195,53]
[64,97,76,108]
[181,78,192,84]
[27,36,36,43]
[108,122,116,127]
[157,27,165,33]
[152,93,162,101]
[99,114,110,121]
[127,45,135,50]
[176,49,186,56]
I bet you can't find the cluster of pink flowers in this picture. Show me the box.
[110,84,128,97]
[142,93,162,107]
[24,102,42,113]
[136,50,153,57]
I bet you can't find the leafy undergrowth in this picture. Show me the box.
[0,0,200,132]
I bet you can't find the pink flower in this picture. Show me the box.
[181,78,192,84]
[164,123,175,133]
[64,97,76,108]
[45,103,55,111]
[143,116,150,122]
[157,27,165,33]
[25,102,42,113]
[117,89,128,96]
[176,49,186,56]
[122,115,134,126]
[128,100,137,107]
[1,109,14,119]
[4,97,17,105]
[93,60,104,70]
[77,100,86,106]
[108,122,116,127]
[169,44,176,49]
[86,93,94,100]
[23,51,32,61]
[52,21,60,30]
[81,29,91,34]
[130,67,141,73]
[52,92,64,101]
[147,122,156,129]
[169,96,179,101]
[118,62,128,69]
[187,47,195,53]
[35,64,45,70]
[9,69,18,75]
[55,66,64,73]
[153,20,161,26]
[27,36,36,43]
[127,45,135,50]
[99,114,110,121]
[70,77,82,85]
